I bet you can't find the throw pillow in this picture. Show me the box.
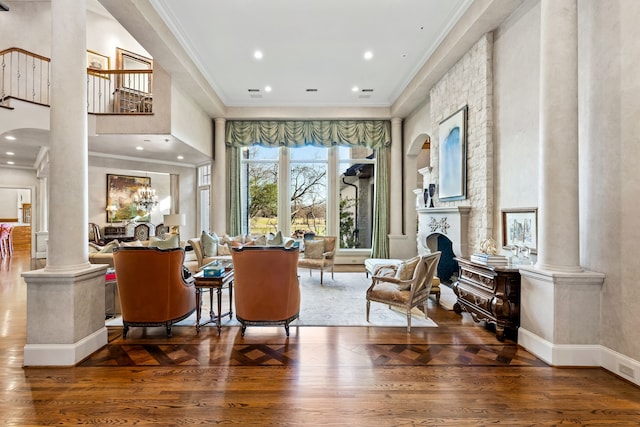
[120,239,143,247]
[304,239,325,259]
[217,243,231,256]
[266,231,283,246]
[88,242,101,253]
[99,240,119,253]
[395,256,421,290]
[201,231,219,257]
[251,234,267,245]
[283,239,295,249]
[148,234,180,249]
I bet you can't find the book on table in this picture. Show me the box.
[470,253,508,266]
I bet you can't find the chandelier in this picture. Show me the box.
[134,184,158,211]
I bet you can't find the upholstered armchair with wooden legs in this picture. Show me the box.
[297,236,337,284]
[113,246,196,338]
[366,251,441,333]
[231,245,300,336]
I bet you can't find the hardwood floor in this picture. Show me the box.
[2,251,639,425]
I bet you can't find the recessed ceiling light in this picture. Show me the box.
[5,135,16,141]
[177,155,184,160]
[254,50,263,60]
[364,51,373,60]
[264,86,272,93]
[136,146,144,151]
[7,161,14,165]
[6,151,14,156]
[352,86,359,92]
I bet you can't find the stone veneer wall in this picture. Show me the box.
[428,33,494,254]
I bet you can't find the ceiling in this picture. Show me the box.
[0,0,496,170]
[149,0,472,107]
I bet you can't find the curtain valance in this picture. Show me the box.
[225,120,391,148]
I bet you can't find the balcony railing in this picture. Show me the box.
[1,47,153,114]
[0,47,50,106]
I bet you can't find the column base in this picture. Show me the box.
[22,264,109,366]
[518,265,604,366]
[24,328,108,367]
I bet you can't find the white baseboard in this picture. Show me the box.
[519,328,640,387]
[601,347,640,387]
[23,327,108,366]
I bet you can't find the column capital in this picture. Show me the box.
[391,117,403,125]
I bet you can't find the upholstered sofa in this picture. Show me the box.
[188,231,295,271]
[89,235,199,272]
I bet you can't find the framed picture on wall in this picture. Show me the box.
[438,105,468,201]
[87,50,110,79]
[502,208,538,253]
[106,174,151,223]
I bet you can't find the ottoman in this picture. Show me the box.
[364,258,441,303]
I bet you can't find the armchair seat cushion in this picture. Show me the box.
[367,282,411,304]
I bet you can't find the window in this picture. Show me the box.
[240,145,375,251]
[197,164,211,233]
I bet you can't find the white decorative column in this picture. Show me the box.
[22,0,108,366]
[518,0,604,367]
[388,117,407,258]
[212,118,226,233]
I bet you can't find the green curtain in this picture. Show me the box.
[227,146,242,236]
[371,146,390,258]
[226,120,391,148]
[225,120,391,256]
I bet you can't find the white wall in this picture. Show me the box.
[491,0,640,369]
[89,156,198,240]
[578,0,640,361]
[493,0,540,245]
[171,85,214,159]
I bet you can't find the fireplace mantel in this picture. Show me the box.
[417,206,471,258]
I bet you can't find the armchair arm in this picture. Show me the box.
[322,250,335,259]
[187,238,205,266]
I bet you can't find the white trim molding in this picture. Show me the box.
[23,328,108,367]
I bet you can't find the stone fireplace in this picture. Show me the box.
[417,206,471,282]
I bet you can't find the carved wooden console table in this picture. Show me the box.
[452,257,521,341]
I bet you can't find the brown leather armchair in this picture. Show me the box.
[297,235,336,284]
[113,246,196,338]
[231,245,300,336]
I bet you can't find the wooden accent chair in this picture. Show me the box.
[231,245,300,336]
[88,222,104,245]
[366,251,441,333]
[297,235,337,284]
[112,246,196,338]
[134,223,151,241]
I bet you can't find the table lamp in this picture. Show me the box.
[163,213,185,240]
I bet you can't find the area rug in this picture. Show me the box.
[106,272,439,328]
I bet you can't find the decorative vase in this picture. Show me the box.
[428,184,436,208]
[423,189,429,207]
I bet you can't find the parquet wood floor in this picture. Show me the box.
[2,251,640,426]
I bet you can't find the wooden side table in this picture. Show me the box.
[193,269,234,334]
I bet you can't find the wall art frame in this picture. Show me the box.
[438,105,468,201]
[106,174,151,223]
[87,50,110,79]
[501,208,538,254]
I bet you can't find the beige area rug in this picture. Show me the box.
[107,272,458,329]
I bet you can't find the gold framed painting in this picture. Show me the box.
[87,50,110,78]
[106,174,151,223]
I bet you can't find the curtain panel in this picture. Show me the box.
[226,120,391,148]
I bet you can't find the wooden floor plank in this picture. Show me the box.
[2,251,639,425]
